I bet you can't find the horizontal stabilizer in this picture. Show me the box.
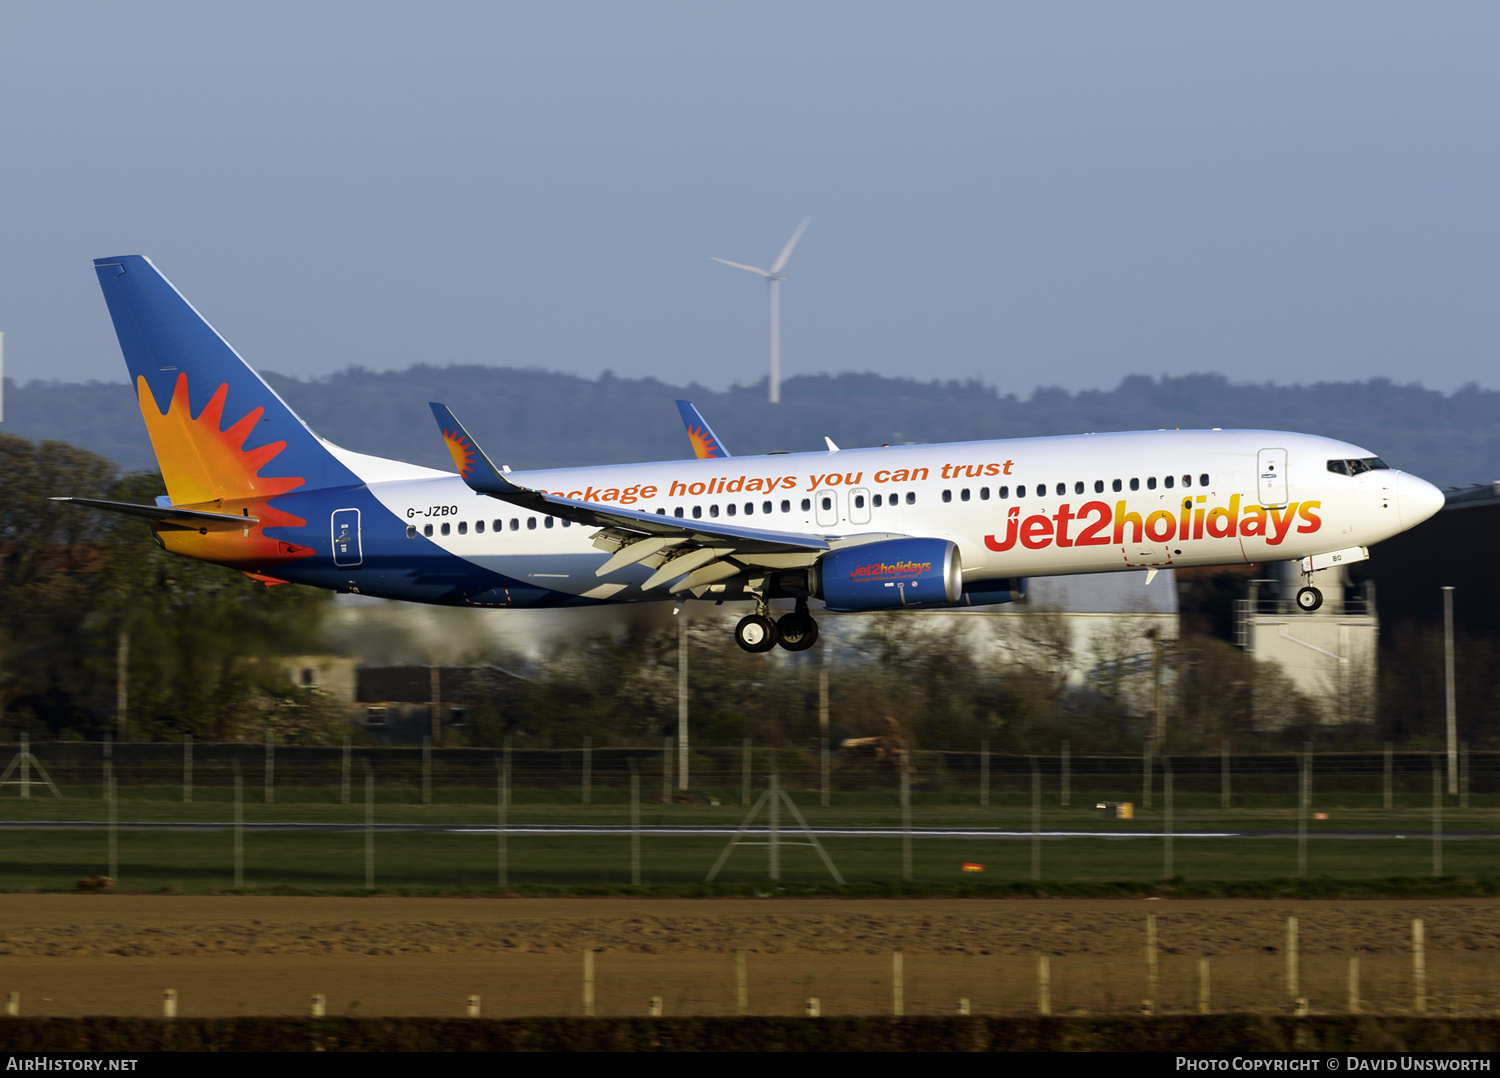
[51,497,258,532]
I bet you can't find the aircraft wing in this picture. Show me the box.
[675,400,732,458]
[50,497,258,532]
[430,403,828,592]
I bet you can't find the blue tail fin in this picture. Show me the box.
[93,255,357,504]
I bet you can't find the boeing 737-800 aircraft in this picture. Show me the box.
[60,256,1445,653]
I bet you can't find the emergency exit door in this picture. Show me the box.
[331,508,363,567]
[1257,449,1288,507]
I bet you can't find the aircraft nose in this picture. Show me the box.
[1395,472,1445,530]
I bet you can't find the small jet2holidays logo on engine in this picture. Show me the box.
[850,560,934,580]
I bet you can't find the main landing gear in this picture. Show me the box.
[734,600,819,653]
[1295,586,1323,612]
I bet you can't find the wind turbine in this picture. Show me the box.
[712,217,810,404]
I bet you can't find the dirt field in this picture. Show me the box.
[1,895,1496,1017]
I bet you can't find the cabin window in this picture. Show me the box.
[762,501,772,514]
[905,492,916,505]
[1074,481,1084,495]
[743,502,753,515]
[979,487,990,501]
[1113,479,1122,492]
[493,520,503,532]
[656,508,666,515]
[873,494,883,507]
[942,490,952,503]
[781,500,791,513]
[1094,480,1104,493]
[674,507,684,518]
[1164,475,1174,489]
[1129,479,1140,491]
[1182,474,1192,488]
[406,525,417,539]
[960,489,970,502]
[563,519,571,527]
[510,518,520,531]
[1016,485,1026,498]
[710,505,719,517]
[726,503,736,516]
[475,520,485,534]
[692,506,702,519]
[458,521,468,534]
[424,523,433,537]
[1199,473,1210,487]
[1056,482,1066,496]
[801,498,811,512]
[1147,477,1157,490]
[441,522,451,536]
[854,494,865,509]
[999,486,1009,499]
[820,496,832,511]
[527,517,537,530]
[545,516,554,528]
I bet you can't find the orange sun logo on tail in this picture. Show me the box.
[443,428,476,477]
[136,373,310,569]
[686,424,720,460]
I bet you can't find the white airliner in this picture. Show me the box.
[62,256,1445,652]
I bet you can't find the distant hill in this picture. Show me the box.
[5,367,1499,488]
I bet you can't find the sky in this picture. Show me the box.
[1,2,1497,396]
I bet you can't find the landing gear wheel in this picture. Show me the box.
[1295,586,1323,612]
[735,614,779,653]
[776,611,819,651]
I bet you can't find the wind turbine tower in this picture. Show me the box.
[712,218,810,404]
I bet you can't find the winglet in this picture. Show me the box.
[429,403,519,496]
[675,400,732,459]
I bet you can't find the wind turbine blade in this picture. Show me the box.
[711,257,772,278]
[769,217,811,275]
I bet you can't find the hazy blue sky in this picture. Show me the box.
[2,2,1497,395]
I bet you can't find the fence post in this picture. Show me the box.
[341,736,351,807]
[232,760,243,889]
[741,738,751,806]
[1460,742,1469,810]
[819,666,830,808]
[583,949,595,1017]
[264,730,274,805]
[182,734,192,803]
[1145,913,1158,1015]
[1198,956,1210,1014]
[900,749,913,882]
[1412,918,1426,1014]
[19,733,28,800]
[629,759,641,886]
[582,736,591,806]
[662,737,672,806]
[769,770,781,881]
[1061,740,1070,807]
[735,950,748,1015]
[1142,736,1152,810]
[1384,741,1393,810]
[1038,954,1051,1015]
[1287,916,1299,1005]
[364,760,374,891]
[1432,755,1443,877]
[979,740,989,808]
[1162,755,1174,879]
[104,737,117,885]
[498,738,510,889]
[1298,744,1309,878]
[1348,956,1360,1015]
[422,735,431,806]
[1030,756,1041,882]
[892,951,904,1016]
[1221,740,1231,810]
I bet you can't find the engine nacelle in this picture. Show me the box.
[813,538,962,612]
[956,578,1027,606]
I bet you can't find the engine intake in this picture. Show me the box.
[814,538,961,612]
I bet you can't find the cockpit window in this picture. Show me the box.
[1330,457,1390,476]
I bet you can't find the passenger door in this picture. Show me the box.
[848,487,872,525]
[814,489,839,528]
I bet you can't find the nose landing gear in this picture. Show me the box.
[1295,586,1323,612]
